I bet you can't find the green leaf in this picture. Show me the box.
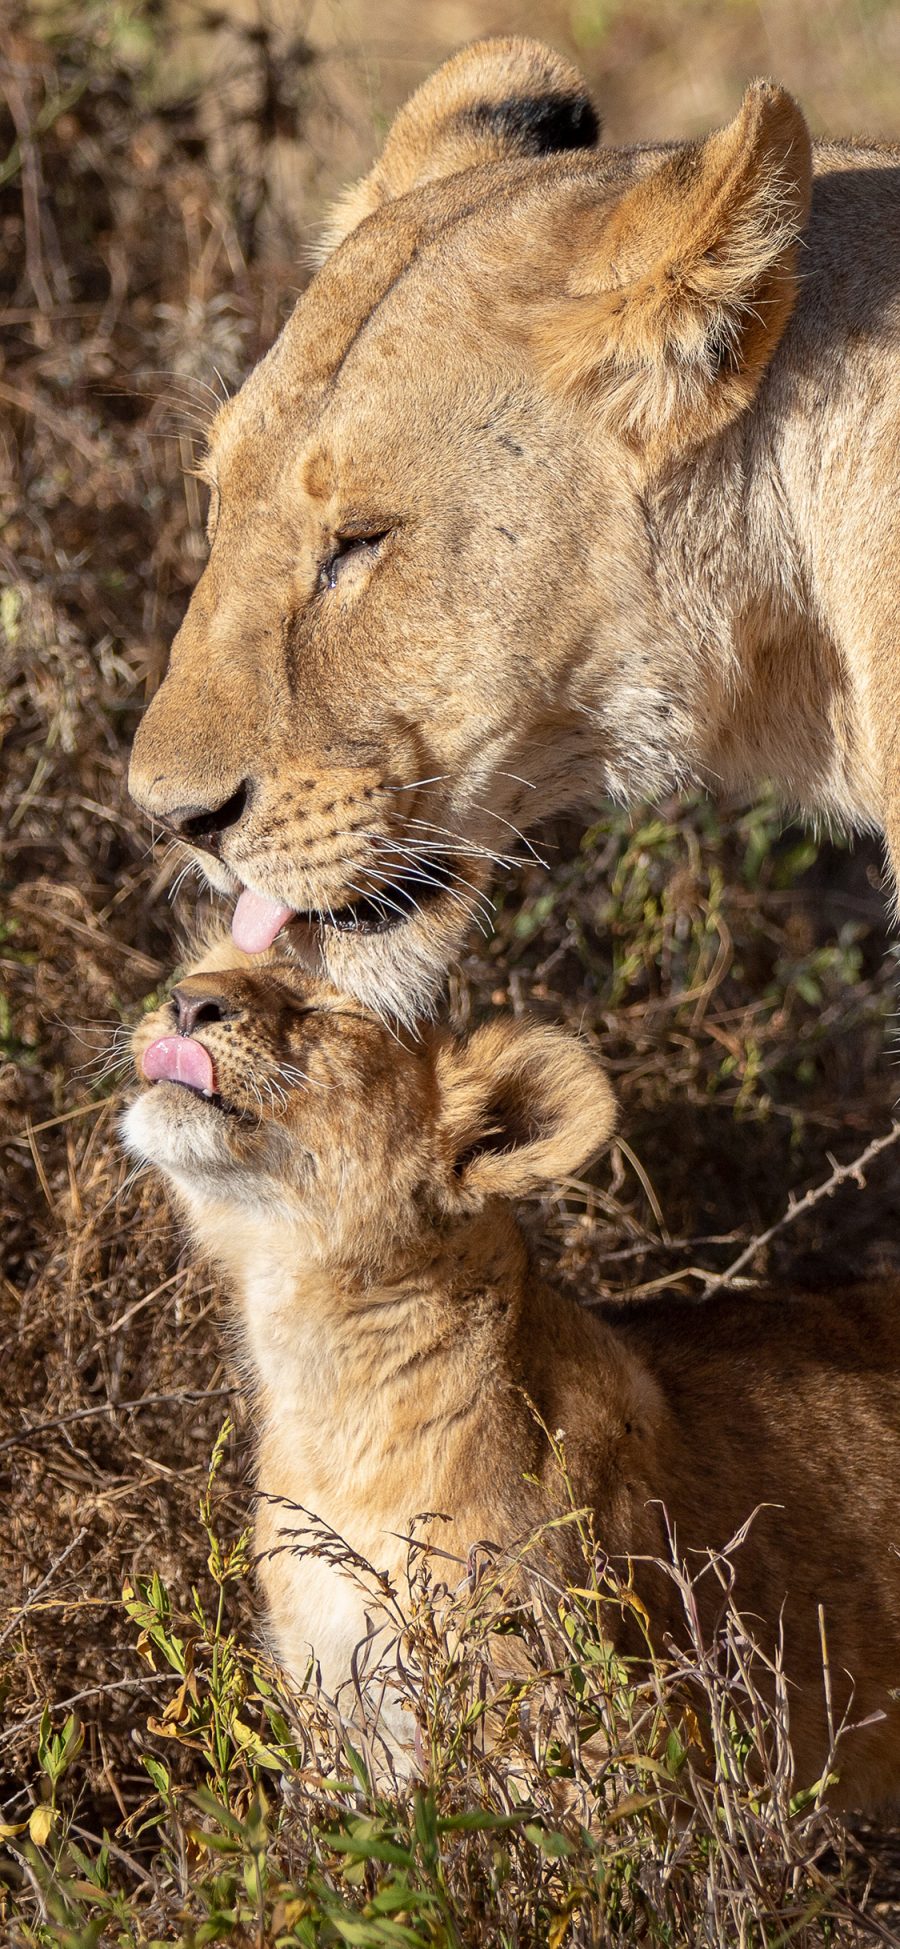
[330,1833,415,1869]
[330,1919,429,1947]
[341,1740,372,1795]
[142,1754,171,1796]
[190,1785,246,1836]
[437,1808,532,1834]
[524,1823,574,1860]
[369,1879,441,1915]
[412,1789,437,1862]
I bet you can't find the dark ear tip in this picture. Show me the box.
[465,90,601,158]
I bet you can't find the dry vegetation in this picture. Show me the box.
[3,2,900,1941]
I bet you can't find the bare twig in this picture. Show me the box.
[0,1387,238,1456]
[0,1528,88,1650]
[0,1673,184,1753]
[701,1121,900,1299]
[1,65,53,311]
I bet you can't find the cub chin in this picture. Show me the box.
[123,935,900,1808]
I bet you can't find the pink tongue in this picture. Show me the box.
[232,888,296,954]
[142,1035,216,1095]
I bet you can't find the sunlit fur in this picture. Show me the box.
[124,936,900,1808]
[130,37,900,1015]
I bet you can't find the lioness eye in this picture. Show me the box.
[319,530,390,592]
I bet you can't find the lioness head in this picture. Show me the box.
[122,935,615,1263]
[129,37,811,1019]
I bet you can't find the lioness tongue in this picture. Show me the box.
[232,889,296,953]
[143,1035,215,1095]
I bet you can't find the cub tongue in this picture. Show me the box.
[142,1035,215,1095]
[232,888,296,954]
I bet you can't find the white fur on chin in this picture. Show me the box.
[122,1087,233,1177]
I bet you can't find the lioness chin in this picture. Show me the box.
[130,36,900,1018]
[123,936,900,1806]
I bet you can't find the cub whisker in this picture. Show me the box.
[100,1158,150,1216]
[277,1061,328,1091]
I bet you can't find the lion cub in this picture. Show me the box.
[123,939,900,1808]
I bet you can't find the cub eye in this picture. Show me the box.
[319,529,390,592]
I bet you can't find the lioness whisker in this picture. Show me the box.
[168,860,198,903]
[399,787,546,868]
[139,369,224,413]
[352,854,460,914]
[380,774,452,795]
[210,363,232,406]
[378,854,494,913]
[374,875,491,940]
[396,815,521,874]
[393,787,525,857]
[342,875,417,929]
[365,834,496,900]
[340,826,510,877]
[466,797,549,868]
[495,768,538,791]
[292,827,510,905]
[125,394,217,440]
[140,823,167,862]
[366,851,495,935]
[396,838,501,861]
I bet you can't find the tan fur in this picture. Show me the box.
[127,38,900,1017]
[529,82,811,462]
[124,940,900,1809]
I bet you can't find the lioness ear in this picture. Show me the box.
[530,80,811,461]
[320,37,599,257]
[436,1018,616,1204]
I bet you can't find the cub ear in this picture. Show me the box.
[529,80,811,462]
[320,37,599,257]
[436,1018,617,1204]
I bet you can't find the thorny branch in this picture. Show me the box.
[701,1120,900,1299]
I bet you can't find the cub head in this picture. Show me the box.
[129,37,811,1020]
[122,936,617,1269]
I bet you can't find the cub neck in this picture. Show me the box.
[175,1185,534,1514]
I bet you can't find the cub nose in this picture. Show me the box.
[167,780,251,851]
[171,986,240,1036]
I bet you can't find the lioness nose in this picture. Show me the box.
[171,988,240,1036]
[167,781,251,850]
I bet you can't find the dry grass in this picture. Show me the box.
[3,3,900,1941]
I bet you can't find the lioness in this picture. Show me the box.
[123,939,900,1807]
[129,36,900,1019]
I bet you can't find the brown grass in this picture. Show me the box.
[3,3,900,1940]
